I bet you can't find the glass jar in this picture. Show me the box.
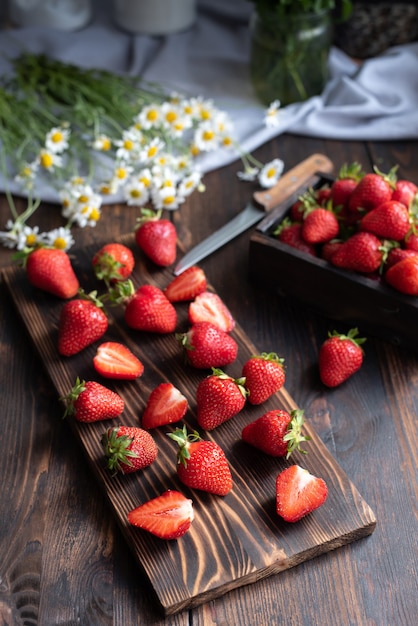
[250,10,333,107]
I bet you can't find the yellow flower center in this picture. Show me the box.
[53,237,67,250]
[116,168,127,180]
[124,139,134,150]
[147,145,158,159]
[165,111,177,124]
[78,194,89,203]
[40,153,53,168]
[130,189,141,198]
[163,195,176,206]
[51,131,63,143]
[89,208,101,222]
[147,109,159,122]
[101,138,111,151]
[203,130,215,142]
[26,233,37,246]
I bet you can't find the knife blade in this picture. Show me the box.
[173,153,334,275]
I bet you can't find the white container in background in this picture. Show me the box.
[9,0,92,30]
[112,0,196,35]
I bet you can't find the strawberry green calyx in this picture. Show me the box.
[101,427,138,473]
[257,352,285,368]
[135,207,162,227]
[373,164,398,190]
[167,425,200,468]
[77,288,106,309]
[93,252,124,283]
[273,216,293,237]
[337,161,364,182]
[327,327,367,349]
[61,376,86,418]
[210,367,248,400]
[106,278,136,305]
[282,409,311,459]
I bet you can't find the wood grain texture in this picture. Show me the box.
[2,233,375,616]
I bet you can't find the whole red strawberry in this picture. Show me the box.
[318,328,366,387]
[274,219,316,256]
[142,382,188,429]
[359,200,410,241]
[391,179,418,208]
[92,242,135,285]
[102,425,158,474]
[25,247,79,299]
[128,490,194,540]
[276,465,328,523]
[58,290,108,356]
[405,230,418,252]
[196,368,247,431]
[242,352,285,405]
[124,284,177,333]
[242,408,310,458]
[330,161,364,212]
[330,231,384,273]
[62,378,124,422]
[168,425,233,496]
[384,247,418,270]
[164,266,207,302]
[301,207,339,245]
[188,291,235,333]
[135,208,177,267]
[177,322,238,369]
[385,256,418,295]
[348,167,397,215]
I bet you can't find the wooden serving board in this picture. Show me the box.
[2,235,376,616]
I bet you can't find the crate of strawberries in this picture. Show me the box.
[249,161,418,351]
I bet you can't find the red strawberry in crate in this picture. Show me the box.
[321,240,343,262]
[101,425,157,474]
[405,230,418,252]
[384,247,418,270]
[92,242,134,285]
[348,167,397,215]
[135,208,177,267]
[330,161,364,212]
[168,425,233,496]
[58,290,108,356]
[177,321,238,369]
[359,200,410,241]
[242,408,310,458]
[93,341,144,380]
[25,247,79,299]
[188,291,235,333]
[242,352,286,405]
[127,490,194,540]
[276,465,328,523]
[196,368,247,431]
[164,266,207,302]
[62,378,124,422]
[124,284,177,333]
[392,179,418,208]
[318,328,366,388]
[330,231,385,273]
[385,256,418,295]
[301,207,339,245]
[274,219,316,256]
[142,382,188,429]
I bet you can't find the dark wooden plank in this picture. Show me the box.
[2,232,376,616]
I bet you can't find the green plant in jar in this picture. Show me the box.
[249,0,352,106]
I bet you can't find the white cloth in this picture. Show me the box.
[1,0,417,203]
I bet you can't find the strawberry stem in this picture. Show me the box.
[282,409,311,459]
[167,425,200,468]
[101,426,138,474]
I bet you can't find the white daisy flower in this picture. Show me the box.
[16,225,41,250]
[45,126,70,153]
[258,158,284,188]
[152,185,183,211]
[193,121,220,152]
[114,127,143,161]
[92,134,112,151]
[139,137,165,163]
[265,100,281,128]
[237,166,259,181]
[123,179,150,206]
[177,170,202,197]
[135,103,162,130]
[43,227,75,250]
[37,149,63,170]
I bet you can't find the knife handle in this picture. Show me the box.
[253,153,334,212]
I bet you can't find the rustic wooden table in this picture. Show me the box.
[1,133,417,625]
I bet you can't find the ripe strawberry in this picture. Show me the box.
[125,284,177,333]
[330,161,364,211]
[315,186,332,206]
[92,242,134,285]
[101,425,157,474]
[196,368,247,431]
[392,179,418,208]
[168,426,233,496]
[289,199,305,222]
[384,247,418,270]
[405,230,418,252]
[359,200,410,241]
[127,490,194,540]
[93,341,144,380]
[301,207,339,245]
[242,352,285,405]
[385,256,418,295]
[164,266,207,302]
[276,464,328,523]
[318,328,366,388]
[330,231,384,273]
[242,408,310,458]
[177,322,238,369]
[135,208,177,267]
[274,219,316,256]
[188,291,235,333]
[142,382,188,429]
[348,167,396,215]
[321,240,342,262]
[58,290,108,356]
[62,377,124,422]
[25,247,79,299]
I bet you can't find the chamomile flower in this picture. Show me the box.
[135,103,162,130]
[114,127,143,161]
[112,162,134,184]
[0,219,23,249]
[265,100,281,128]
[152,185,183,211]
[14,161,38,190]
[193,121,220,152]
[258,158,284,188]
[237,166,259,182]
[123,179,150,206]
[92,134,112,151]
[16,225,42,250]
[139,138,165,164]
[44,227,74,250]
[177,170,202,197]
[45,126,70,153]
[37,149,63,170]
[136,167,153,188]
[195,97,217,123]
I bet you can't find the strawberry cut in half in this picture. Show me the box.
[62,378,124,423]
[276,464,328,523]
[164,266,207,302]
[93,341,144,380]
[188,291,235,333]
[127,490,194,540]
[142,382,188,429]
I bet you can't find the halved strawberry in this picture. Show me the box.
[127,490,194,540]
[142,382,188,429]
[164,266,207,302]
[188,291,235,333]
[93,341,144,380]
[276,464,328,523]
